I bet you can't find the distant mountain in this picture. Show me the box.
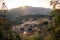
[8,6,51,16]
[0,6,52,25]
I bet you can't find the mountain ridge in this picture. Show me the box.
[8,6,51,16]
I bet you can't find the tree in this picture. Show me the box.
[44,0,60,40]
[0,18,22,40]
[44,10,60,40]
[50,0,60,9]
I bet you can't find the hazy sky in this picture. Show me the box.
[0,0,51,9]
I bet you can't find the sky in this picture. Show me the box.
[0,0,51,9]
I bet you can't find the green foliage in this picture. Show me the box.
[45,9,60,40]
[44,34,55,40]
[19,32,40,40]
[0,18,22,40]
[50,9,60,17]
